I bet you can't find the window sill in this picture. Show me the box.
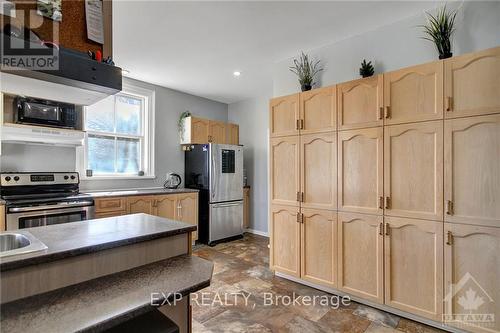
[80,175,156,181]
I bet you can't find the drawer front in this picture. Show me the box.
[95,197,127,213]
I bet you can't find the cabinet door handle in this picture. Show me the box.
[300,192,304,203]
[385,196,391,209]
[384,106,391,119]
[300,119,304,130]
[445,97,453,112]
[446,200,453,215]
[379,222,383,236]
[385,223,390,236]
[296,191,301,202]
[177,203,182,218]
[446,231,453,245]
[378,107,384,120]
[296,119,300,130]
[379,196,384,209]
[296,212,301,223]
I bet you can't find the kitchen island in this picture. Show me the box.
[0,213,213,333]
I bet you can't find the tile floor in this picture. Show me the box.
[192,233,445,333]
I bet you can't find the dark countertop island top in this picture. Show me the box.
[83,187,199,198]
[0,254,213,333]
[0,213,196,272]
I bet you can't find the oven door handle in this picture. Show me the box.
[8,201,94,213]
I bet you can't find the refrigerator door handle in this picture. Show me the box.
[211,201,243,208]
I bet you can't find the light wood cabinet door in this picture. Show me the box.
[444,46,500,119]
[384,121,443,221]
[299,86,336,134]
[176,193,198,241]
[190,117,210,144]
[208,120,226,143]
[0,205,5,231]
[155,194,177,220]
[270,205,300,277]
[270,136,300,207]
[384,216,443,321]
[270,94,299,137]
[127,196,155,215]
[384,61,444,125]
[338,128,383,215]
[300,208,337,288]
[444,223,500,333]
[226,123,239,145]
[300,132,336,210]
[338,75,383,130]
[444,114,500,227]
[338,212,384,304]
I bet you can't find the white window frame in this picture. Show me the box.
[77,81,155,180]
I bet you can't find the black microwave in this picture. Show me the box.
[14,97,77,129]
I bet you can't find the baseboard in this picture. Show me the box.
[274,272,469,333]
[244,228,269,237]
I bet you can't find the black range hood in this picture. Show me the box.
[0,34,122,105]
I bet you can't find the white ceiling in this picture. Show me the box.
[113,1,438,104]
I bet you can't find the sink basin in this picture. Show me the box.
[0,232,48,258]
[0,234,31,252]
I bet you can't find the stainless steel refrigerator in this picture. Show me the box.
[185,144,243,245]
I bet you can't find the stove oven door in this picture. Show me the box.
[6,203,95,230]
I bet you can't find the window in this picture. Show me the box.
[80,83,155,179]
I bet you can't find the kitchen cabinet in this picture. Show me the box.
[384,61,443,125]
[444,114,500,227]
[155,195,177,220]
[338,212,384,304]
[243,187,250,229]
[180,117,210,144]
[127,196,155,215]
[300,132,336,211]
[300,208,337,288]
[337,75,383,130]
[0,204,5,231]
[270,136,300,207]
[176,193,198,240]
[384,121,443,221]
[338,127,383,215]
[384,216,443,321]
[270,94,300,137]
[299,86,336,134]
[208,120,226,143]
[270,204,301,277]
[444,223,500,333]
[444,46,500,119]
[226,123,239,145]
[95,197,127,213]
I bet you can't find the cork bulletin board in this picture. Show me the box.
[2,0,112,57]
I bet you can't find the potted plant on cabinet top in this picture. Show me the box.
[359,59,375,78]
[289,52,323,92]
[420,5,458,59]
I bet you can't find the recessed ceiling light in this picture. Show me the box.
[122,69,130,75]
[233,71,241,77]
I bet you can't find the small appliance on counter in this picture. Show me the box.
[164,173,182,189]
[185,144,244,245]
[0,172,95,230]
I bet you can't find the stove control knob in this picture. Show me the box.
[70,175,76,180]
[64,175,69,180]
[5,176,11,182]
[13,176,20,181]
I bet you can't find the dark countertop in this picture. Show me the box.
[84,187,199,198]
[0,213,196,272]
[0,255,213,333]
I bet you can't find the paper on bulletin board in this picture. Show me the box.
[85,0,104,44]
